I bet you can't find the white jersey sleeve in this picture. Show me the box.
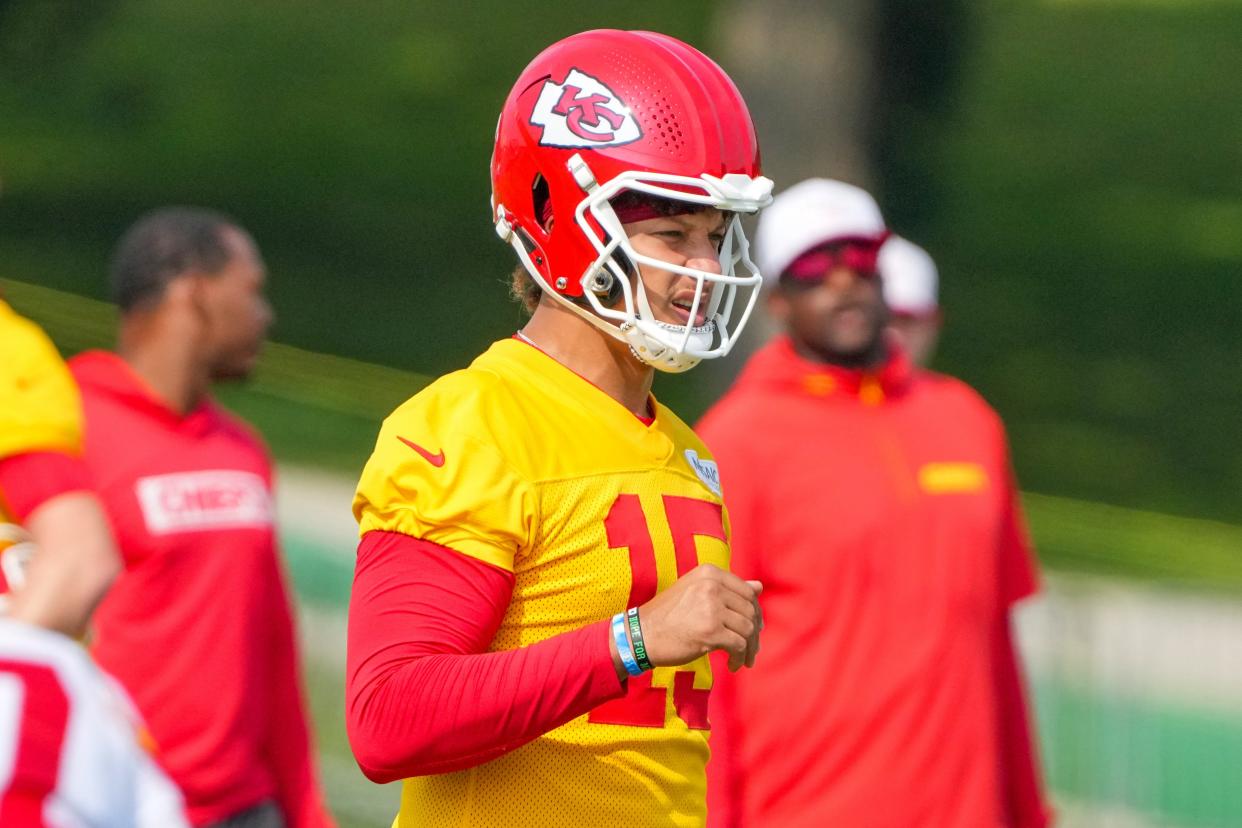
[0,618,189,828]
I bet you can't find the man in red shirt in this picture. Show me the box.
[699,179,1050,828]
[69,207,334,828]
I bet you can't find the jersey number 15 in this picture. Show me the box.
[589,493,726,732]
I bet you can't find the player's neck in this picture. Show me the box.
[116,316,211,416]
[521,303,654,418]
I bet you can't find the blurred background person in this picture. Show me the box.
[699,178,1049,828]
[67,208,334,828]
[878,234,941,367]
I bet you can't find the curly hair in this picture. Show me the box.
[510,264,542,314]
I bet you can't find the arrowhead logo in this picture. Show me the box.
[530,68,642,148]
[397,436,446,468]
[684,449,722,498]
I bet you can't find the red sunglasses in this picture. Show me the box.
[782,235,889,282]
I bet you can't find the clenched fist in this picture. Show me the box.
[633,564,763,673]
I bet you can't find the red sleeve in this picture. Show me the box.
[994,614,1053,828]
[0,451,91,522]
[345,530,626,783]
[263,548,336,828]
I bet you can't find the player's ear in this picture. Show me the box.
[170,271,212,329]
[162,274,193,310]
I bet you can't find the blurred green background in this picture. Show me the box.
[2,1,1240,826]
[3,0,1238,525]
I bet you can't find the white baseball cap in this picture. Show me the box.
[755,178,888,283]
[879,235,939,316]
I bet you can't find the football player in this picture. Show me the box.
[699,178,1049,827]
[0,298,120,636]
[347,29,771,827]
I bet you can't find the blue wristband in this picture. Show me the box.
[612,612,642,677]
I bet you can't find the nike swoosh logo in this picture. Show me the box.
[397,436,445,467]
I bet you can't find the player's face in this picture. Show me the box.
[623,209,727,329]
[770,260,888,368]
[198,228,273,381]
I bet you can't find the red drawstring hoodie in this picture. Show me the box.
[698,336,1050,828]
[69,351,334,827]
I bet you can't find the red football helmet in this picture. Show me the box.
[491,29,773,372]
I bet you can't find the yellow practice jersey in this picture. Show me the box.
[0,300,84,524]
[354,338,731,828]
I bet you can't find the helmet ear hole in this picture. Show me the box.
[531,174,551,231]
[596,232,634,305]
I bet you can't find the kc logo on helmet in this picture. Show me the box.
[530,69,642,148]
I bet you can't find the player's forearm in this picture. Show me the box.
[347,618,621,781]
[11,492,121,636]
[346,530,626,782]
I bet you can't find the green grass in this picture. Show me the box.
[1025,493,1242,594]
[1034,678,1242,827]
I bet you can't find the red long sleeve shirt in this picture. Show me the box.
[69,352,333,828]
[346,530,625,781]
[698,337,1050,828]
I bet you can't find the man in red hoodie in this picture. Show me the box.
[699,179,1050,828]
[68,207,334,828]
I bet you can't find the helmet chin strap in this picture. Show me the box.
[626,277,715,373]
